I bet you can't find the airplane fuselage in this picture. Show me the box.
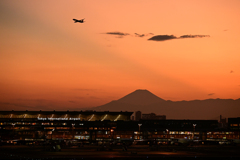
[73,19,84,23]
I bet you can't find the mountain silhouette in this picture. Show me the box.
[117,89,165,106]
[91,89,240,120]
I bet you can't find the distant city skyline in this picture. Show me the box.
[1,1,240,110]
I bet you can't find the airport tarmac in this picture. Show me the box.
[1,144,240,160]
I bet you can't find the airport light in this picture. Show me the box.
[101,114,107,121]
[138,124,142,132]
[166,129,169,143]
[88,114,94,121]
[114,114,121,121]
[193,124,197,140]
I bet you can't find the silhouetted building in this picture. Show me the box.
[142,113,166,120]
[228,117,240,131]
[219,115,227,128]
[135,111,141,121]
[131,115,134,121]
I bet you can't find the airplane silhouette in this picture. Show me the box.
[73,18,85,23]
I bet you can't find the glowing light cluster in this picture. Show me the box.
[114,114,121,121]
[37,118,80,120]
[101,114,107,121]
[88,114,94,121]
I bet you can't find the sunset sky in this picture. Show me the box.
[1,0,240,110]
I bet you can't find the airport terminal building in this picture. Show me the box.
[0,110,239,144]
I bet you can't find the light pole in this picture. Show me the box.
[111,129,114,140]
[166,129,169,144]
[72,123,75,140]
[138,124,142,139]
[192,124,197,140]
[12,123,15,140]
[138,124,142,132]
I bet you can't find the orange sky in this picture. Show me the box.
[0,0,240,110]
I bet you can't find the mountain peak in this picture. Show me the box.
[117,89,165,106]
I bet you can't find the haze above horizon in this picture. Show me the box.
[0,0,240,111]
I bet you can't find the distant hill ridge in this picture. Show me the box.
[91,89,240,120]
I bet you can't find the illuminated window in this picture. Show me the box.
[101,114,107,121]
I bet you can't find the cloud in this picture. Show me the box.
[105,32,130,38]
[105,31,209,41]
[208,93,215,96]
[134,33,154,37]
[148,35,177,41]
[105,32,154,38]
[148,34,210,42]
[179,35,210,38]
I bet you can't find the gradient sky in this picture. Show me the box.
[0,0,240,110]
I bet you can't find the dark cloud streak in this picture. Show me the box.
[105,31,209,42]
[148,34,210,42]
[105,32,154,38]
[179,35,210,38]
[148,35,177,41]
[208,93,215,96]
[135,33,154,37]
[105,32,130,36]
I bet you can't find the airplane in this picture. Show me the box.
[73,18,85,23]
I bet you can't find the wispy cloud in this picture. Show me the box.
[105,32,210,41]
[208,93,215,96]
[105,32,130,38]
[179,35,210,38]
[148,34,210,42]
[105,32,130,36]
[134,33,154,37]
[105,32,154,38]
[148,35,177,41]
